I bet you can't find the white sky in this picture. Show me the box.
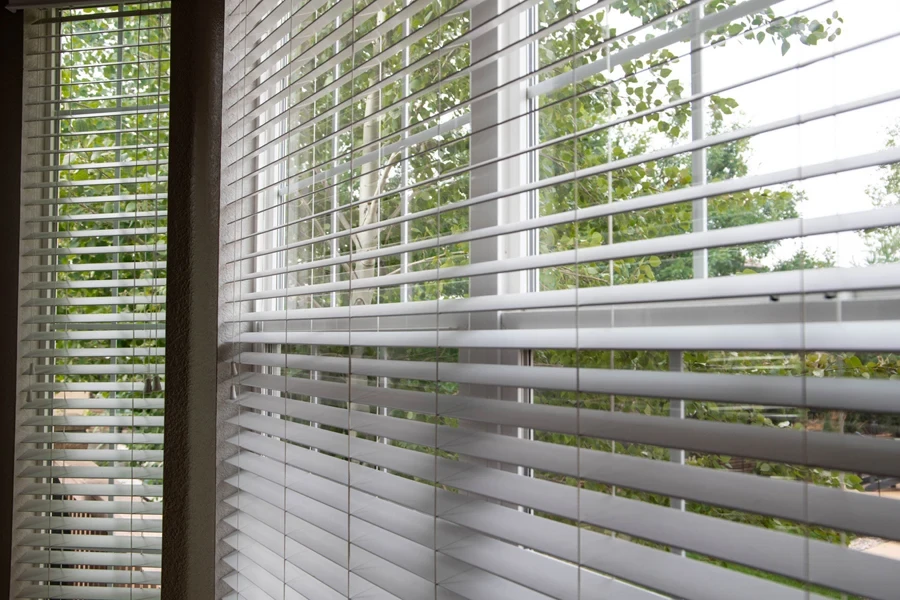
[700,0,900,266]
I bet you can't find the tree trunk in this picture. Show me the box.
[350,10,386,308]
[349,12,386,429]
[351,89,380,307]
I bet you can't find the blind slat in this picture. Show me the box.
[225,458,828,597]
[19,533,163,551]
[26,210,167,222]
[220,0,900,595]
[234,320,900,352]
[231,406,900,540]
[20,517,163,534]
[19,550,162,568]
[22,433,164,445]
[19,499,164,515]
[236,194,900,283]
[233,151,900,300]
[15,7,169,594]
[17,587,159,600]
[234,408,900,542]
[23,416,163,427]
[227,422,892,597]
[27,313,167,325]
[19,568,161,586]
[22,483,163,497]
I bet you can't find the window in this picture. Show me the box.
[14,3,169,597]
[217,0,900,598]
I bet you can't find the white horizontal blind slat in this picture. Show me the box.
[221,0,900,598]
[14,4,169,598]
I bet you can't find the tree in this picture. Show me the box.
[524,0,870,577]
[53,1,894,595]
[290,0,861,567]
[535,1,841,288]
[864,124,900,265]
[52,5,170,482]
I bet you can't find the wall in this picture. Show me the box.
[0,6,24,597]
[161,0,225,597]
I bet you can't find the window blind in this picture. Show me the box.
[15,4,169,599]
[220,0,900,598]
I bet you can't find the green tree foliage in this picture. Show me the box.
[523,0,890,584]
[277,3,884,581]
[534,0,840,289]
[52,3,170,480]
[56,0,895,593]
[864,124,900,265]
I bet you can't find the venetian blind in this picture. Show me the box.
[15,3,169,599]
[220,0,900,598]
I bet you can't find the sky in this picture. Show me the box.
[700,0,900,266]
[573,0,900,266]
